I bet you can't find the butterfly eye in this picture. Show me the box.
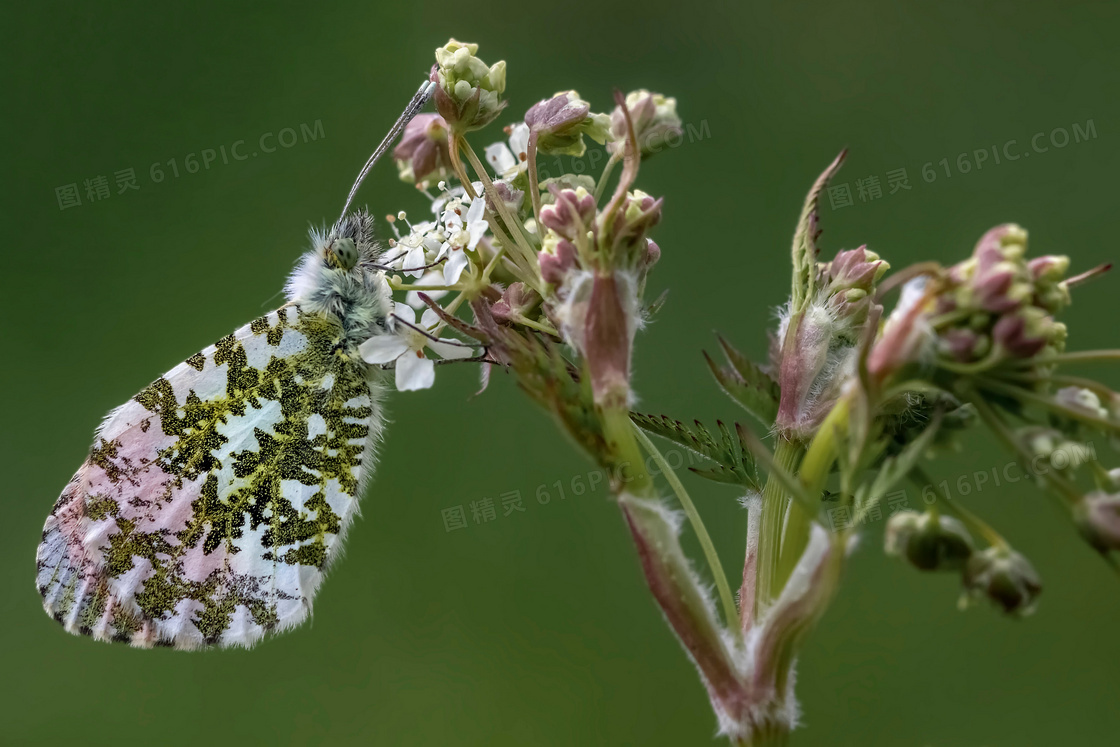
[330,238,358,270]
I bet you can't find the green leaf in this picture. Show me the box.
[630,413,759,489]
[790,150,846,311]
[703,335,780,425]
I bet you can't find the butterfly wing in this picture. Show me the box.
[36,304,385,649]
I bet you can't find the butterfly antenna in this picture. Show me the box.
[339,79,437,221]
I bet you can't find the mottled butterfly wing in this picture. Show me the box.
[36,304,384,649]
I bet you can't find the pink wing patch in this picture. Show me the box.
[36,306,382,649]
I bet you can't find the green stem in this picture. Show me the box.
[1011,350,1120,366]
[526,133,543,227]
[978,376,1120,436]
[460,139,541,276]
[966,391,1083,506]
[774,395,850,593]
[633,423,739,634]
[755,438,804,616]
[593,154,620,204]
[508,314,558,336]
[994,371,1116,400]
[911,467,1008,549]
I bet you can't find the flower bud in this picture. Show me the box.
[868,277,935,383]
[394,114,452,188]
[961,547,1042,616]
[491,282,540,323]
[539,234,579,285]
[823,246,889,331]
[525,90,611,157]
[1075,491,1120,552]
[485,180,525,216]
[607,90,683,157]
[991,308,1053,359]
[1028,254,1072,313]
[884,511,975,571]
[539,186,597,241]
[1016,425,1094,474]
[432,39,507,132]
[600,189,663,267]
[937,327,991,362]
[1054,386,1109,419]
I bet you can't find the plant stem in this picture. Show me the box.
[773,394,851,591]
[1011,349,1120,366]
[755,437,804,616]
[633,423,739,634]
[978,376,1120,436]
[593,154,620,204]
[526,133,543,226]
[460,139,541,274]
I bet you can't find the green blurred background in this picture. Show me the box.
[3,2,1118,745]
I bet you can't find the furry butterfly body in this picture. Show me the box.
[36,212,394,649]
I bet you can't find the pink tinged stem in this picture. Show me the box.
[585,272,632,407]
[752,526,845,699]
[618,495,749,722]
[739,492,763,634]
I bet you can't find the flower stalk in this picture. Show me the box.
[373,40,1120,745]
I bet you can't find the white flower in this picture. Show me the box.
[484,123,530,181]
[405,269,449,309]
[359,303,476,391]
[439,196,487,284]
[384,218,446,278]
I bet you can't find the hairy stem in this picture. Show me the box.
[633,423,740,634]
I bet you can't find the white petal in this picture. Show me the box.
[359,334,410,364]
[485,143,516,175]
[420,307,441,329]
[402,245,427,277]
[393,302,417,324]
[508,123,530,159]
[406,288,447,309]
[396,351,435,391]
[444,251,471,285]
[466,196,485,224]
[428,338,475,360]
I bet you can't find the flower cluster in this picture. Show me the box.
[361,39,1119,747]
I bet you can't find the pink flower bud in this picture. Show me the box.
[539,239,579,285]
[991,313,1047,359]
[491,282,539,322]
[644,239,661,268]
[393,114,452,187]
[540,187,597,241]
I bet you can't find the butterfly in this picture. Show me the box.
[36,81,436,650]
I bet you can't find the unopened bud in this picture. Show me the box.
[607,90,683,157]
[885,511,975,571]
[525,90,610,157]
[961,547,1042,616]
[1075,491,1120,552]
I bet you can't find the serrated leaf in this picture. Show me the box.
[790,150,847,311]
[703,337,779,425]
[630,413,760,490]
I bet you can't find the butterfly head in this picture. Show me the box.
[285,209,392,341]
